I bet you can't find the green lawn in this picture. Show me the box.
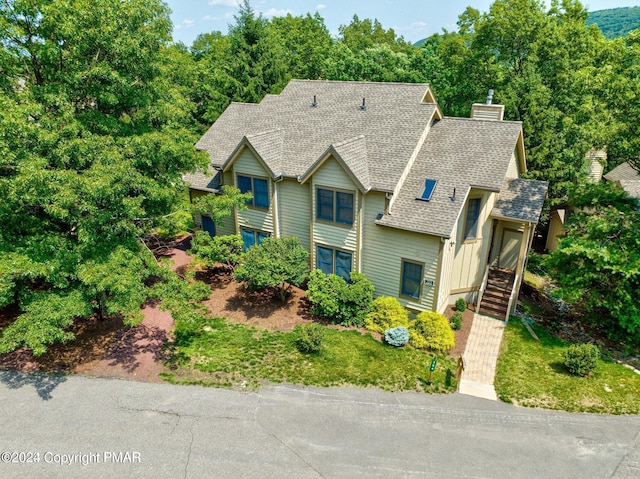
[495,320,640,414]
[161,316,457,393]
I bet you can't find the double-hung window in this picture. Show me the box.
[463,198,481,240]
[317,246,352,281]
[238,175,269,209]
[316,188,354,226]
[400,260,423,300]
[241,228,269,252]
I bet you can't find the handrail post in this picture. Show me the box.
[477,265,490,311]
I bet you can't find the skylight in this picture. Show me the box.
[417,179,437,201]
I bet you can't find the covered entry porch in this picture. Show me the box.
[477,179,548,320]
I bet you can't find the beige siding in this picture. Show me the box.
[233,148,274,234]
[278,179,311,250]
[361,192,440,312]
[451,190,496,292]
[437,222,457,312]
[545,209,566,252]
[505,152,520,179]
[311,157,359,270]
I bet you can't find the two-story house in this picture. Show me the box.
[185,80,548,320]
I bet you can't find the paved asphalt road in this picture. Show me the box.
[0,371,638,479]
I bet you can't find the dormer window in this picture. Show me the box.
[417,179,437,201]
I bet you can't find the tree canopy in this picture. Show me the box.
[2,0,640,354]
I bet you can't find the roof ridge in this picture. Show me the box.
[288,79,430,87]
[441,116,522,126]
[331,135,366,148]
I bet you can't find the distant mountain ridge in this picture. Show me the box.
[413,6,640,46]
[586,6,640,39]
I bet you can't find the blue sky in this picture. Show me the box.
[166,0,640,46]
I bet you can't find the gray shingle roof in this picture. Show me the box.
[618,180,640,200]
[195,80,437,192]
[182,171,221,193]
[604,162,640,182]
[492,178,548,223]
[376,118,524,237]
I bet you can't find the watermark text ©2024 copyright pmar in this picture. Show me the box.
[1,451,141,465]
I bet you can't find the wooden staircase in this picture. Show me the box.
[478,267,515,320]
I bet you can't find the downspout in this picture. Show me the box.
[273,174,284,238]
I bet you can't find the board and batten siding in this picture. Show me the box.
[450,190,496,293]
[361,192,440,312]
[436,221,457,312]
[505,151,520,179]
[278,179,311,250]
[233,148,274,234]
[310,157,359,271]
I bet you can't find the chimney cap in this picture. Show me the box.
[486,89,494,105]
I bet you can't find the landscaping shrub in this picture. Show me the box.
[450,311,463,331]
[526,251,548,276]
[365,296,409,334]
[294,323,326,353]
[384,326,409,347]
[234,237,309,301]
[189,232,244,270]
[455,298,466,312]
[306,270,374,327]
[409,311,455,353]
[563,343,599,377]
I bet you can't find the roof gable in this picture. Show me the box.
[301,136,371,192]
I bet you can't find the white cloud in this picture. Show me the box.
[261,8,293,18]
[316,3,326,10]
[208,0,241,6]
[175,19,196,30]
[201,15,223,22]
[411,21,427,27]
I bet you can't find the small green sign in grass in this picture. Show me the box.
[495,320,640,415]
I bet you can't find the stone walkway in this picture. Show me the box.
[458,313,506,401]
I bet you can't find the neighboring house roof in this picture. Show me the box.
[491,178,549,223]
[376,118,528,237]
[604,161,640,182]
[182,171,221,193]
[195,80,439,192]
[618,180,640,200]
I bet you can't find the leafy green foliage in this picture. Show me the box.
[450,312,463,331]
[365,296,409,334]
[547,183,640,343]
[455,298,467,312]
[306,270,375,327]
[191,186,252,227]
[190,232,244,270]
[563,343,600,377]
[384,326,409,347]
[0,0,206,355]
[294,323,326,353]
[409,311,455,353]
[234,237,309,301]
